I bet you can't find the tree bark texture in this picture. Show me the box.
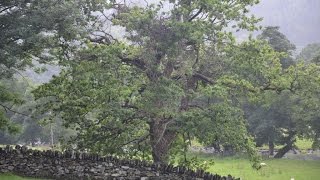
[274,131,295,158]
[268,140,274,156]
[149,119,176,163]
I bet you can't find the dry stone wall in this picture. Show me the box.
[0,145,238,180]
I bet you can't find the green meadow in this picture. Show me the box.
[0,174,41,180]
[210,157,320,180]
[189,139,320,180]
[184,151,320,180]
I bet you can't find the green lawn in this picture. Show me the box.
[212,158,320,180]
[189,153,320,180]
[0,174,42,180]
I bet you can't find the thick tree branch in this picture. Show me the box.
[121,104,139,110]
[155,118,174,146]
[88,36,111,45]
[188,7,203,22]
[259,81,296,94]
[120,133,150,147]
[0,103,28,116]
[0,5,15,14]
[87,31,146,71]
[192,46,200,68]
[193,72,214,84]
[188,104,204,110]
[118,55,146,70]
[163,61,174,77]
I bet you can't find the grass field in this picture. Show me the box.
[212,158,320,180]
[188,138,320,179]
[189,152,320,180]
[0,174,41,180]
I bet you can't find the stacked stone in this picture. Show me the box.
[0,145,239,180]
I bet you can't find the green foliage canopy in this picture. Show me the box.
[30,0,320,167]
[0,0,106,133]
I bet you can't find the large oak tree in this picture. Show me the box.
[33,0,282,164]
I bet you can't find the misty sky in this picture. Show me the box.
[25,0,320,82]
[251,0,320,48]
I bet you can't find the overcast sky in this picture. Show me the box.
[251,0,320,48]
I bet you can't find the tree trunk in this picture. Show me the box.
[268,140,274,156]
[312,133,320,150]
[149,119,176,163]
[212,142,221,153]
[274,132,295,158]
[147,78,192,163]
[274,143,293,158]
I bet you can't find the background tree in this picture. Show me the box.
[246,91,295,156]
[0,0,104,132]
[258,26,296,68]
[0,76,72,146]
[297,43,320,63]
[246,57,320,158]
[242,26,298,157]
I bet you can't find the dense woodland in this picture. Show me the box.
[1,0,320,170]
